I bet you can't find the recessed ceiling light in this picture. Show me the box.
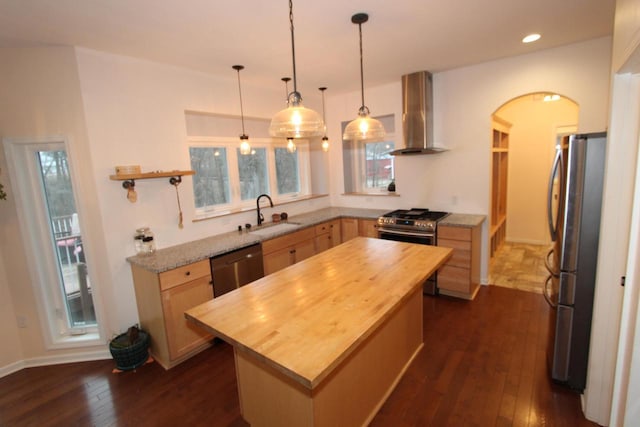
[522,33,541,43]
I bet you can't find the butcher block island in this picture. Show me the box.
[186,237,452,427]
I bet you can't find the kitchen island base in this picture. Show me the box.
[235,287,423,427]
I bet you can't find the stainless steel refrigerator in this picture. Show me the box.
[544,132,606,391]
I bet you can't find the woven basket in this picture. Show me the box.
[109,329,150,371]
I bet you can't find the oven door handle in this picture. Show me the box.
[378,228,435,238]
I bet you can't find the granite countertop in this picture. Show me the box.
[439,213,486,228]
[127,207,486,273]
[127,207,388,273]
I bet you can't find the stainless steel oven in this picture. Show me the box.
[377,209,448,295]
[378,228,435,246]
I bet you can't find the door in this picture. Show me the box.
[4,137,101,342]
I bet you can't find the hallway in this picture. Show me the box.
[489,242,549,294]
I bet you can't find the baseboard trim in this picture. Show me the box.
[0,349,111,378]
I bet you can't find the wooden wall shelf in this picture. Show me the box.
[110,170,194,182]
[110,170,195,204]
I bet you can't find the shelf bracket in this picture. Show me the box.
[122,180,135,190]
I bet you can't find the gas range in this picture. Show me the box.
[377,208,450,234]
[377,208,449,296]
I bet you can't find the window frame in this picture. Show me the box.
[3,136,104,349]
[188,136,311,219]
[343,133,396,194]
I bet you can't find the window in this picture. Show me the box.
[365,141,395,189]
[189,146,230,208]
[188,138,310,217]
[342,114,396,194]
[275,148,300,195]
[237,147,269,200]
[3,137,102,347]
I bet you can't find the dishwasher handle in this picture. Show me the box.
[221,252,258,266]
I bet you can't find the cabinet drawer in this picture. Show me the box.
[160,260,211,291]
[315,222,330,235]
[262,227,315,254]
[438,238,471,268]
[438,226,471,241]
[438,265,471,293]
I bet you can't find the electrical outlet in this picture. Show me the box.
[17,316,27,328]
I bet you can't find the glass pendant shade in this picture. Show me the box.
[343,107,386,142]
[269,0,324,139]
[343,13,386,142]
[239,135,251,155]
[321,137,329,152]
[286,138,297,153]
[270,92,324,138]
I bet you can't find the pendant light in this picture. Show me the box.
[343,13,386,142]
[281,76,297,153]
[233,65,251,155]
[269,0,324,139]
[319,87,329,151]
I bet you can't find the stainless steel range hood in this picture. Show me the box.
[390,71,446,156]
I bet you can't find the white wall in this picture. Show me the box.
[0,47,111,365]
[328,37,612,283]
[602,1,640,425]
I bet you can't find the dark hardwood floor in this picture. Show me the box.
[0,286,599,427]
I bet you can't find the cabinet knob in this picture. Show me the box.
[185,271,191,276]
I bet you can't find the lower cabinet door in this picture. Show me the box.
[294,239,316,263]
[162,275,214,360]
[263,247,295,275]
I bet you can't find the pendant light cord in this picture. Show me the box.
[235,67,246,135]
[289,0,298,95]
[358,22,365,110]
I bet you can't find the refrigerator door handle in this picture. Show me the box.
[543,275,557,308]
[544,248,559,277]
[547,147,563,241]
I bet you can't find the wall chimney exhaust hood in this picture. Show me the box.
[390,71,447,156]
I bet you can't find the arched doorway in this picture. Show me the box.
[489,92,579,292]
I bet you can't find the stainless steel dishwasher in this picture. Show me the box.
[210,243,264,297]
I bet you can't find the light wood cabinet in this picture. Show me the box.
[491,116,510,257]
[341,218,359,242]
[314,220,341,253]
[437,224,482,300]
[358,219,379,238]
[342,218,378,242]
[262,227,316,275]
[130,259,213,369]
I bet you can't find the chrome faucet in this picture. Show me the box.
[256,194,273,226]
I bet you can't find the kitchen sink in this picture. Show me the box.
[249,222,301,237]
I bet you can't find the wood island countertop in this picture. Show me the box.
[185,237,452,390]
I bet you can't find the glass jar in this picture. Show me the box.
[141,230,156,255]
[134,227,148,254]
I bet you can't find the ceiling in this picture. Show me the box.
[0,0,615,94]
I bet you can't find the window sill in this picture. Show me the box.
[48,331,104,350]
[341,192,400,197]
[192,194,329,222]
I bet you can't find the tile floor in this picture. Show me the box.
[488,241,550,294]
